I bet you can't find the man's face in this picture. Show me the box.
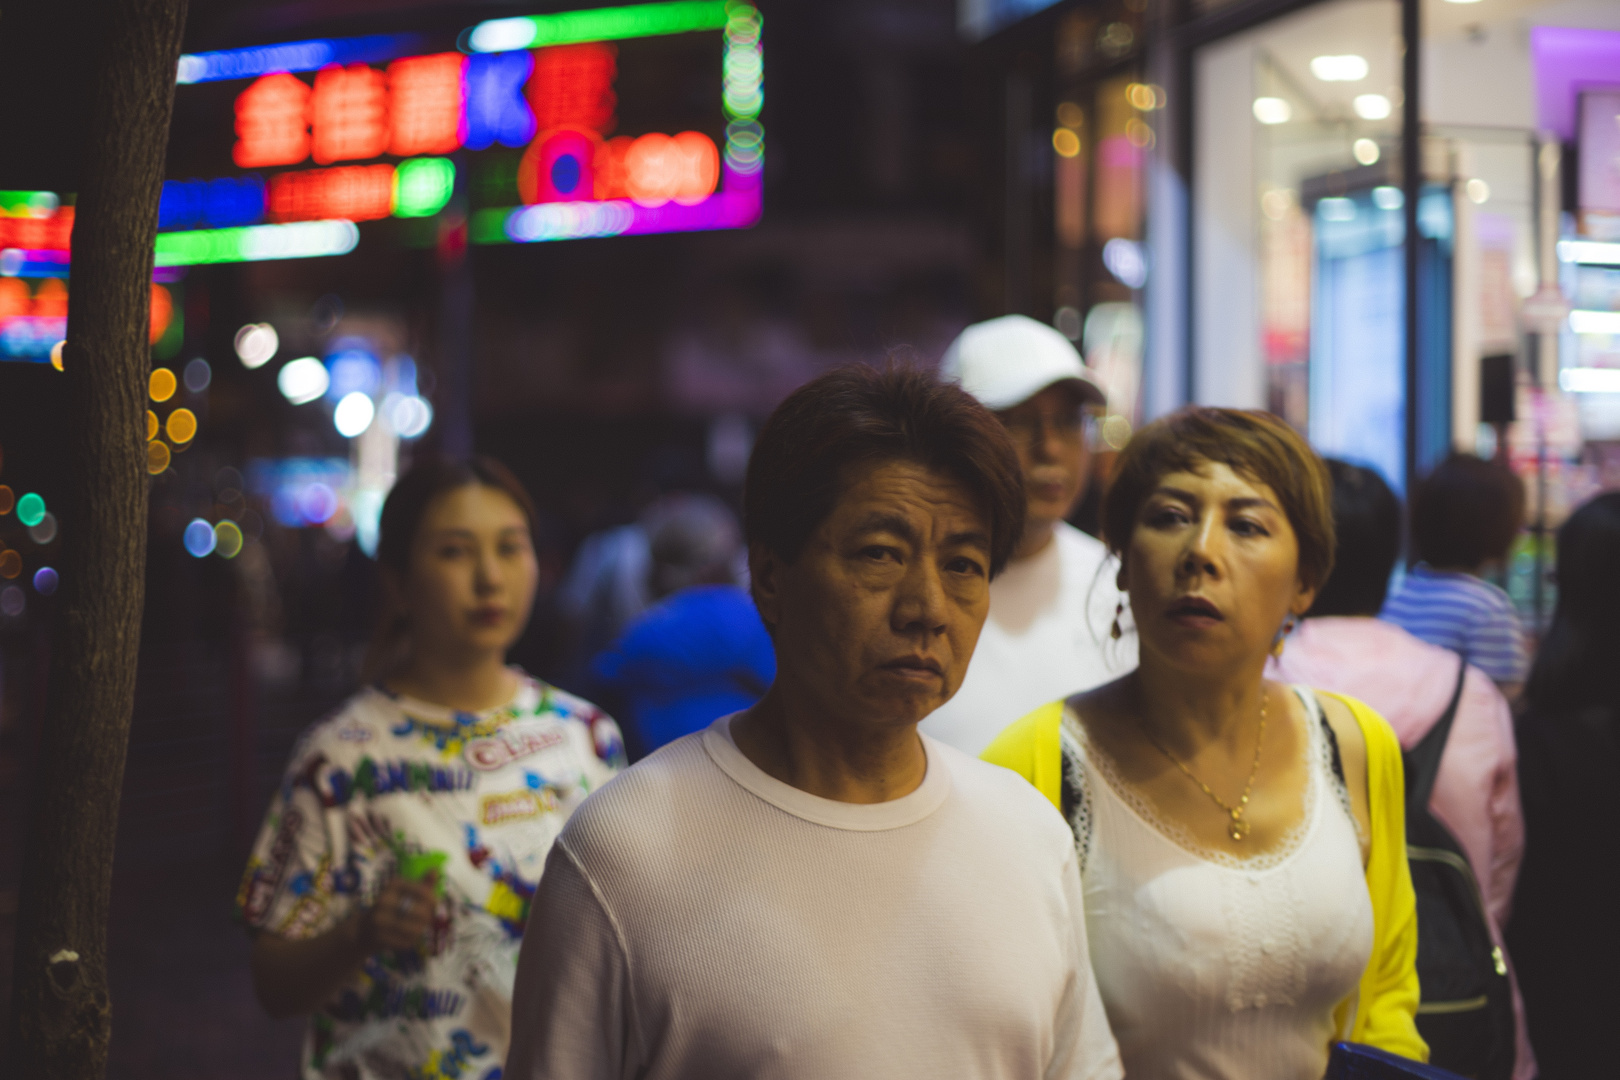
[997,383,1093,535]
[751,459,994,730]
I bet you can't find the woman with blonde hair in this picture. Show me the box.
[985,408,1425,1079]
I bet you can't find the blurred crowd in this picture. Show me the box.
[228,316,1616,1080]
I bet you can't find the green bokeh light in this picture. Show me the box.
[16,492,45,528]
[394,158,456,219]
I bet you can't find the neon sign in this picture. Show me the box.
[3,0,763,284]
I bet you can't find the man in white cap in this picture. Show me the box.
[922,314,1136,756]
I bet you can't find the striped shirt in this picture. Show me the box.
[1380,564,1529,684]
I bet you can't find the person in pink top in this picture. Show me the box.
[1267,459,1533,1080]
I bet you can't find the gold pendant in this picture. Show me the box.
[1229,811,1250,841]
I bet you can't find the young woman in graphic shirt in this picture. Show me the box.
[238,458,623,1080]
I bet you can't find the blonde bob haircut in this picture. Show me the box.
[1101,407,1336,592]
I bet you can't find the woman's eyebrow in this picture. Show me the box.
[1226,496,1280,512]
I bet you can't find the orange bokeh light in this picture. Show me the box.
[146,440,171,475]
[389,53,465,157]
[150,367,177,402]
[150,283,172,345]
[146,411,158,440]
[234,73,312,168]
[32,278,67,318]
[310,64,390,165]
[624,131,720,207]
[0,486,13,515]
[0,279,27,321]
[166,408,198,444]
[268,164,395,223]
[0,550,20,579]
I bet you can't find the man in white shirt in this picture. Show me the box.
[506,364,1122,1080]
[923,315,1137,756]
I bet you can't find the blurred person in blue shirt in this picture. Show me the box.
[593,493,775,754]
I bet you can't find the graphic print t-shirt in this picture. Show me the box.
[238,676,624,1080]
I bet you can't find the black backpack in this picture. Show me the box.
[1403,655,1515,1080]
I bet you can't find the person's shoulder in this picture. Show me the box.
[934,737,1073,852]
[557,729,718,859]
[1053,521,1113,566]
[290,686,399,764]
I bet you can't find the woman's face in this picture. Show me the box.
[1123,461,1315,674]
[752,459,994,730]
[392,484,539,664]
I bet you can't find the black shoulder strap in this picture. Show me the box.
[1404,652,1469,807]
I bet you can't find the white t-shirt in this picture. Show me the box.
[923,522,1135,757]
[505,715,1124,1080]
[238,675,624,1080]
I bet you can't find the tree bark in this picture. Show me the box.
[6,0,187,1074]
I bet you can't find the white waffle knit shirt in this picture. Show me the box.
[505,713,1124,1080]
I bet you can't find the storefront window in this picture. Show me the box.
[1194,0,1405,478]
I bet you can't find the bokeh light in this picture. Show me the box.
[333,391,375,437]
[0,585,23,617]
[147,410,159,440]
[16,493,45,528]
[298,483,339,525]
[384,393,433,439]
[0,550,20,579]
[28,512,57,545]
[150,367,178,402]
[167,408,198,443]
[184,357,212,392]
[32,566,57,595]
[277,356,330,404]
[50,340,65,371]
[234,322,279,368]
[214,520,245,559]
[147,440,171,474]
[183,518,217,557]
[0,486,12,515]
[1052,128,1081,158]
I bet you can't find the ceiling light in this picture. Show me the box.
[1253,97,1292,124]
[1310,54,1369,82]
[1354,94,1392,120]
[1353,138,1380,165]
[1466,178,1490,204]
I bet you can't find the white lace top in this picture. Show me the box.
[1061,687,1374,1080]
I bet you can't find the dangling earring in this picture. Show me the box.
[1110,601,1125,641]
[1271,615,1297,658]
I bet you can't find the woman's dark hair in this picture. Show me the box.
[1410,453,1525,570]
[1101,407,1336,591]
[744,363,1025,577]
[1523,492,1620,714]
[364,456,540,680]
[1309,460,1402,617]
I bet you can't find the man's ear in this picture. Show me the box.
[748,543,782,632]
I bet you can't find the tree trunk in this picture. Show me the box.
[6,0,187,1074]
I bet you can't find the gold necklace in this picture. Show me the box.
[1141,690,1268,841]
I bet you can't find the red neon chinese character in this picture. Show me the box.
[234,73,312,168]
[389,53,465,157]
[0,279,27,322]
[32,279,68,319]
[310,64,389,165]
[528,44,617,134]
[268,165,395,223]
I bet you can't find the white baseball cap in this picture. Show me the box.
[939,314,1106,411]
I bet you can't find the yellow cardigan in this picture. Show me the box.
[982,691,1427,1063]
